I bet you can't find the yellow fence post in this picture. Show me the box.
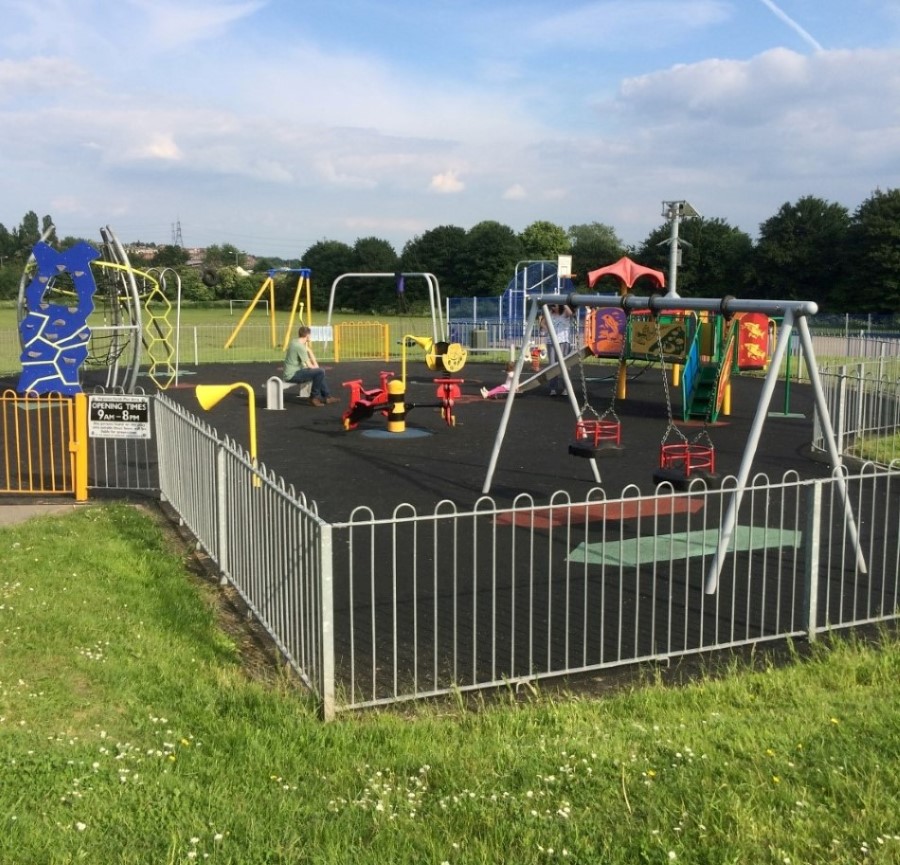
[72,393,89,502]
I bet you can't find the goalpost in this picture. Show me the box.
[229,298,269,316]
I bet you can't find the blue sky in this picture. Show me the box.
[1,0,899,257]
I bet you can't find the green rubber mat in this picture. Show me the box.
[568,525,802,566]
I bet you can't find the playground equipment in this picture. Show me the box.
[568,320,627,459]
[340,333,467,431]
[16,225,181,395]
[326,272,447,344]
[196,382,260,486]
[482,291,868,595]
[447,258,575,352]
[650,309,718,488]
[224,268,311,351]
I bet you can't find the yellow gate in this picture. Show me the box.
[333,322,390,362]
[0,390,88,500]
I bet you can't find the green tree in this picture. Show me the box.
[843,188,900,313]
[14,211,43,255]
[152,245,190,268]
[57,234,98,252]
[400,225,468,297]
[40,214,57,247]
[253,257,276,274]
[567,223,626,288]
[329,236,398,313]
[463,220,524,296]
[300,239,354,311]
[0,222,11,253]
[177,266,211,302]
[519,220,570,260]
[636,217,754,297]
[751,196,850,307]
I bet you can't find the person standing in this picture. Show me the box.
[282,326,339,406]
[540,303,574,396]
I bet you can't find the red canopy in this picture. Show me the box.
[587,256,665,291]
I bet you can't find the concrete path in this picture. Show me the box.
[0,502,80,527]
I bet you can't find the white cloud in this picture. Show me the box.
[130,133,182,162]
[0,57,89,100]
[128,0,266,50]
[525,0,731,49]
[429,170,465,194]
[0,1,897,256]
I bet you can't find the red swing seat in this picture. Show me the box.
[569,417,624,458]
[654,440,717,488]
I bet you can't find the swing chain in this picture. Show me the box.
[654,306,688,448]
[576,334,601,422]
[597,309,630,426]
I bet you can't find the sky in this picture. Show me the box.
[1,0,899,258]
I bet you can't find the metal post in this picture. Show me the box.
[667,211,681,299]
[216,446,229,582]
[542,305,601,485]
[794,316,867,575]
[704,309,797,594]
[804,482,822,642]
[482,300,541,493]
[319,523,336,721]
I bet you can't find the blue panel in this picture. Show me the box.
[17,241,100,395]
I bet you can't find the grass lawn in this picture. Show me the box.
[2,503,899,864]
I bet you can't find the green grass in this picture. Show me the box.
[849,432,900,465]
[0,306,444,372]
[2,503,900,864]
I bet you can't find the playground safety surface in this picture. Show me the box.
[155,358,829,523]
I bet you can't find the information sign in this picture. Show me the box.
[88,395,151,439]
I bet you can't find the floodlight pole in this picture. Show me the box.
[661,200,700,299]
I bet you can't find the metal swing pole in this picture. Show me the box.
[482,299,542,494]
[542,304,602,485]
[794,313,868,574]
[703,309,868,594]
[704,307,799,594]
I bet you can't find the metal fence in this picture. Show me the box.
[814,359,900,465]
[154,396,334,713]
[87,387,159,494]
[6,325,900,720]
[0,389,77,494]
[152,392,900,719]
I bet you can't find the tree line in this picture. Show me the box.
[1,188,898,313]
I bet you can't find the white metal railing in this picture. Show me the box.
[814,359,900,466]
[152,390,900,718]
[328,468,899,709]
[154,395,334,716]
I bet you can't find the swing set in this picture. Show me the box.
[482,290,868,595]
[223,268,312,351]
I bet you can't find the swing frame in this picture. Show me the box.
[482,290,868,595]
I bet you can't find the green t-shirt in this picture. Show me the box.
[283,338,311,381]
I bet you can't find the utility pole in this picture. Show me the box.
[660,201,700,298]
